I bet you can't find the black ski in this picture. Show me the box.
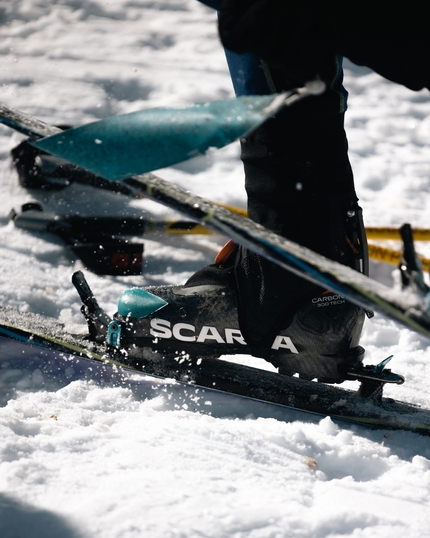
[1,303,430,436]
[1,100,430,339]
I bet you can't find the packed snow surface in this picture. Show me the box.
[1,1,430,537]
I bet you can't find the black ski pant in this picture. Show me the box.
[190,5,363,354]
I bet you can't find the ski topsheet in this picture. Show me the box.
[1,99,430,339]
[1,305,430,436]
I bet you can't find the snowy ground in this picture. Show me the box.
[1,2,430,537]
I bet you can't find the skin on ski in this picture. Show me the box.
[30,83,324,179]
[32,95,283,180]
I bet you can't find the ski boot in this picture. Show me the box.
[73,268,366,384]
[112,281,366,384]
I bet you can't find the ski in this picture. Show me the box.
[2,99,430,339]
[1,302,430,436]
[0,324,328,426]
[11,138,430,272]
[10,146,430,273]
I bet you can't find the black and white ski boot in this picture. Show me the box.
[71,265,365,385]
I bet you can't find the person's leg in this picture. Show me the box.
[188,50,368,378]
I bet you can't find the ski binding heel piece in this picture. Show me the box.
[347,355,405,401]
